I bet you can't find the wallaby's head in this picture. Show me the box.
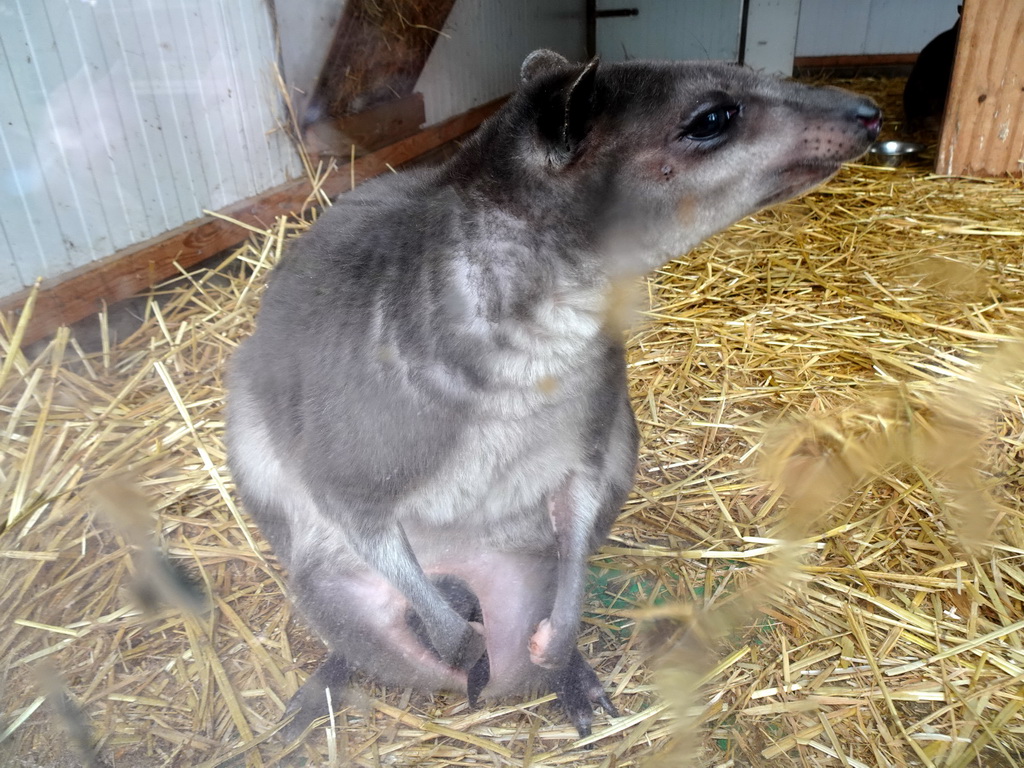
[461,50,881,275]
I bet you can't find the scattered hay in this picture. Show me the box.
[2,78,1023,767]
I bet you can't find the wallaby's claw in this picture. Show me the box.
[466,650,491,708]
[551,650,617,739]
[280,653,350,742]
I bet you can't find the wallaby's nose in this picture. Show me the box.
[854,102,883,140]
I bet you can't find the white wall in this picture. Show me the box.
[594,0,743,63]
[416,0,586,126]
[744,0,801,75]
[796,0,962,57]
[0,0,302,298]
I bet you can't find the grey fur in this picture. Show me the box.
[226,50,880,736]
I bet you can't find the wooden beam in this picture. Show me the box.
[1,97,505,346]
[313,0,457,119]
[936,0,1024,177]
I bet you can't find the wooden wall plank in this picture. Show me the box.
[793,53,918,69]
[0,98,505,346]
[8,2,105,276]
[937,0,1024,177]
[0,36,62,296]
[744,0,801,76]
[595,0,742,63]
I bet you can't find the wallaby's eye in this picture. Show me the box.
[679,105,739,141]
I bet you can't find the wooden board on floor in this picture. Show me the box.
[1,97,505,346]
[334,93,426,153]
[937,0,1024,176]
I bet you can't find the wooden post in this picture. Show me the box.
[936,0,1024,177]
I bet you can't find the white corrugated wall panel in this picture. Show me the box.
[415,0,587,127]
[0,0,302,297]
[796,0,962,57]
[0,27,68,295]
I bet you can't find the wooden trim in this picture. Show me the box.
[1,97,505,346]
[793,53,919,68]
[937,0,1024,177]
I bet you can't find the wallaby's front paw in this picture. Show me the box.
[529,618,572,669]
[429,619,486,671]
[456,620,487,670]
[406,575,487,671]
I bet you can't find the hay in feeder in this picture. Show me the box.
[2,77,1024,767]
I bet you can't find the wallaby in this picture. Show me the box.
[226,49,881,738]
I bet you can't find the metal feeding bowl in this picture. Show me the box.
[866,140,926,167]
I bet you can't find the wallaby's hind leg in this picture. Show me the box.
[282,574,488,739]
[281,653,351,741]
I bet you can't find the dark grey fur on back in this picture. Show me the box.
[226,50,880,737]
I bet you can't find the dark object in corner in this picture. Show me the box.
[903,6,962,131]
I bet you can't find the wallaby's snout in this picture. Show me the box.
[482,57,884,271]
[854,100,884,139]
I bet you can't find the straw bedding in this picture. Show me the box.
[2,78,1023,767]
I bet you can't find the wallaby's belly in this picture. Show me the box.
[394,409,588,537]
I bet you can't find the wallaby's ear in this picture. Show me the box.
[521,49,571,82]
[534,57,601,166]
[563,58,600,156]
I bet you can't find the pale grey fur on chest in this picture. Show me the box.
[230,173,621,556]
